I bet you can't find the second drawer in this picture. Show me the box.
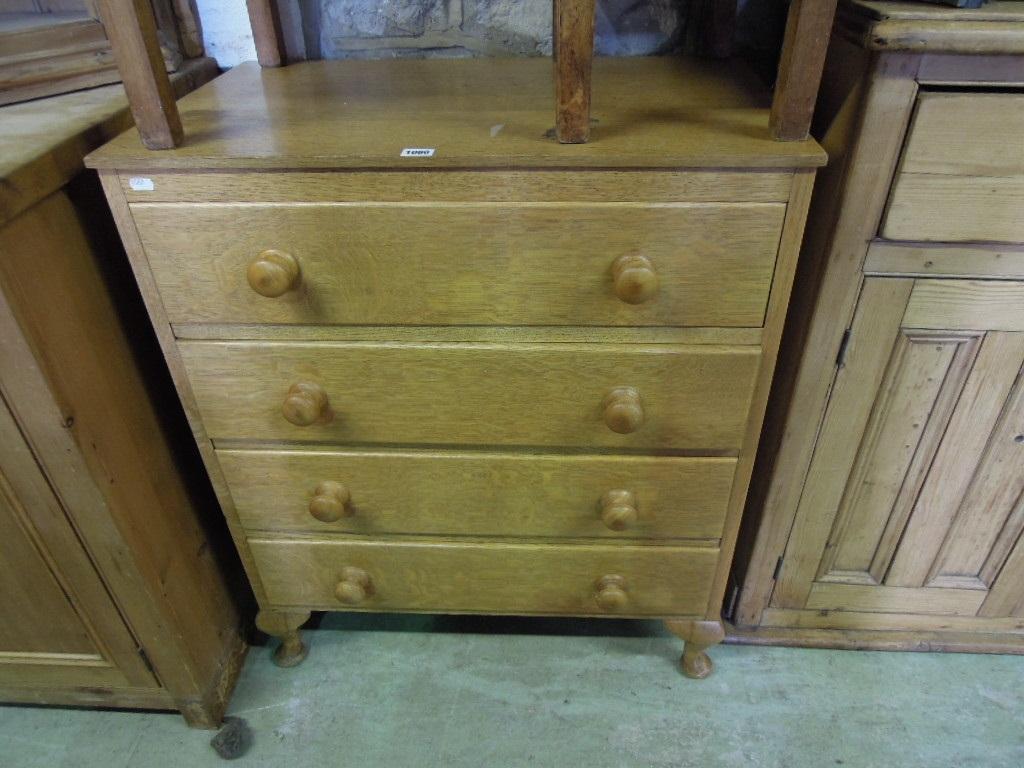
[220,448,737,539]
[181,340,761,451]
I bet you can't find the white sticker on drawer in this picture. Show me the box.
[129,177,155,191]
[400,148,436,158]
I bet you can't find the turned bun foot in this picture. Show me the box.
[256,609,312,669]
[681,647,714,679]
[271,633,309,668]
[664,618,725,680]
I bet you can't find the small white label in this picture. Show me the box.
[129,177,155,191]
[400,147,436,158]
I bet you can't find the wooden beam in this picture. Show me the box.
[692,0,736,58]
[553,0,596,144]
[770,0,840,141]
[97,0,183,149]
[246,0,286,67]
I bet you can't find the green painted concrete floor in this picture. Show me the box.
[2,614,1022,768]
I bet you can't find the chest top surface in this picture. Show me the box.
[86,57,825,172]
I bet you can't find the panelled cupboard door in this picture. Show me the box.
[771,278,1024,619]
[0,395,155,690]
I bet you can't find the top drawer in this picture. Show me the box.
[882,93,1024,244]
[131,202,785,328]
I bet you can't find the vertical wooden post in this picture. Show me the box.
[770,0,839,141]
[553,0,596,144]
[246,0,286,67]
[691,0,736,58]
[98,0,184,150]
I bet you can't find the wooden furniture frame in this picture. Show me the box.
[731,0,1024,654]
[0,0,201,106]
[97,0,839,148]
[0,59,244,727]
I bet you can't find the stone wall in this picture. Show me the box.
[317,0,690,59]
[195,0,785,69]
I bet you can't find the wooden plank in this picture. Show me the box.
[903,280,1024,332]
[553,0,595,143]
[729,621,1024,654]
[759,606,1024,634]
[219,448,736,540]
[865,242,1024,280]
[818,331,978,581]
[771,278,914,609]
[171,0,204,58]
[982,530,1024,618]
[918,53,1024,85]
[0,187,242,713]
[98,170,275,610]
[94,0,183,149]
[886,333,1024,587]
[178,340,761,452]
[171,324,764,346]
[708,170,816,618]
[897,93,1024,176]
[116,170,795,204]
[858,21,1024,54]
[249,537,718,617]
[933,365,1024,587]
[84,58,826,170]
[882,175,1024,243]
[735,53,920,626]
[0,57,217,227]
[131,202,785,328]
[770,0,840,140]
[805,582,986,616]
[246,0,284,67]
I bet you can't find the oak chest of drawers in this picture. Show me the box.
[89,56,824,678]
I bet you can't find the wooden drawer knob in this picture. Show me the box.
[603,387,644,434]
[335,566,374,605]
[594,575,628,611]
[612,254,659,304]
[247,249,300,297]
[309,481,352,522]
[282,382,328,426]
[601,489,638,531]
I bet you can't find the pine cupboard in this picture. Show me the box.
[732,0,1024,652]
[0,60,246,727]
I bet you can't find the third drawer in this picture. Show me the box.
[220,448,737,540]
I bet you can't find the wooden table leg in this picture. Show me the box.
[97,0,183,149]
[246,0,286,67]
[256,609,311,668]
[665,619,726,679]
[554,0,596,144]
[770,0,840,141]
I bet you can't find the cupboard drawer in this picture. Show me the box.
[181,340,761,451]
[249,537,718,617]
[220,448,737,540]
[883,93,1024,243]
[132,202,785,327]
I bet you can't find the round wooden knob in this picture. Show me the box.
[282,382,328,427]
[309,481,352,522]
[612,254,659,304]
[603,387,644,434]
[335,566,373,605]
[601,489,638,531]
[594,575,628,611]
[247,249,300,297]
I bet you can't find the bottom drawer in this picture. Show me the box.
[250,538,718,617]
